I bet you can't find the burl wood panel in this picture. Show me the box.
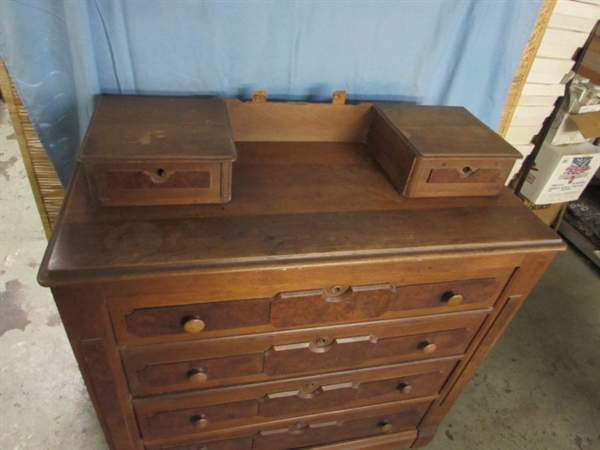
[124,297,270,338]
[252,401,430,450]
[86,161,231,206]
[269,276,504,328]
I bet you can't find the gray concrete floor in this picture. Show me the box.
[1,100,599,450]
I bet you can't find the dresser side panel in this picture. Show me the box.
[51,284,143,450]
[413,251,559,446]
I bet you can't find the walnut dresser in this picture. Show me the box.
[39,99,565,450]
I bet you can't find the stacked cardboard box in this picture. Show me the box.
[520,75,600,205]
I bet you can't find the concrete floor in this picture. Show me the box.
[1,99,599,450]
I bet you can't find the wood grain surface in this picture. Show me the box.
[39,141,562,285]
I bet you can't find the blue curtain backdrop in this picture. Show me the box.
[0,0,543,185]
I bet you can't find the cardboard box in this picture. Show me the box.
[571,112,600,139]
[547,110,589,145]
[520,141,600,204]
[548,76,600,145]
[520,196,566,226]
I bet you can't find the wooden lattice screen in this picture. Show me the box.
[0,58,65,240]
[497,0,557,137]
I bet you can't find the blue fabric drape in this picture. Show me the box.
[0,0,543,185]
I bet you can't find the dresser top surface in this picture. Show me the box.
[373,104,522,159]
[39,141,563,286]
[78,95,237,162]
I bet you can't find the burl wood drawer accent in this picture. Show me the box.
[270,276,503,328]
[87,161,232,206]
[134,359,457,440]
[123,298,271,339]
[252,401,430,450]
[145,436,253,450]
[110,270,510,346]
[123,312,484,396]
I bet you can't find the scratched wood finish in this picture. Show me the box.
[39,142,558,286]
[79,96,236,206]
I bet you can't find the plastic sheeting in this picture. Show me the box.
[0,0,543,185]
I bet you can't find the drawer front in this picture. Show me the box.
[110,269,510,346]
[134,359,456,440]
[142,403,425,450]
[124,298,271,338]
[123,312,485,396]
[252,401,430,450]
[86,161,231,206]
[407,158,516,198]
[145,436,253,450]
[269,277,500,328]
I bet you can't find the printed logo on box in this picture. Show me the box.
[560,157,594,184]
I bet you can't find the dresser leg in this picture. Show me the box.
[413,426,438,447]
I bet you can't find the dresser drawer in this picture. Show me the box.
[145,431,418,450]
[84,160,234,206]
[143,401,426,450]
[146,436,253,450]
[252,401,430,450]
[134,359,456,440]
[269,276,500,328]
[110,269,509,346]
[123,311,485,396]
[122,298,271,338]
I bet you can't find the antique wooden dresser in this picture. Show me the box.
[39,99,564,450]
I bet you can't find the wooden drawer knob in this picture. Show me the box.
[397,383,413,394]
[191,415,209,429]
[442,291,464,306]
[182,316,206,334]
[187,369,208,384]
[420,341,437,354]
[379,421,393,432]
